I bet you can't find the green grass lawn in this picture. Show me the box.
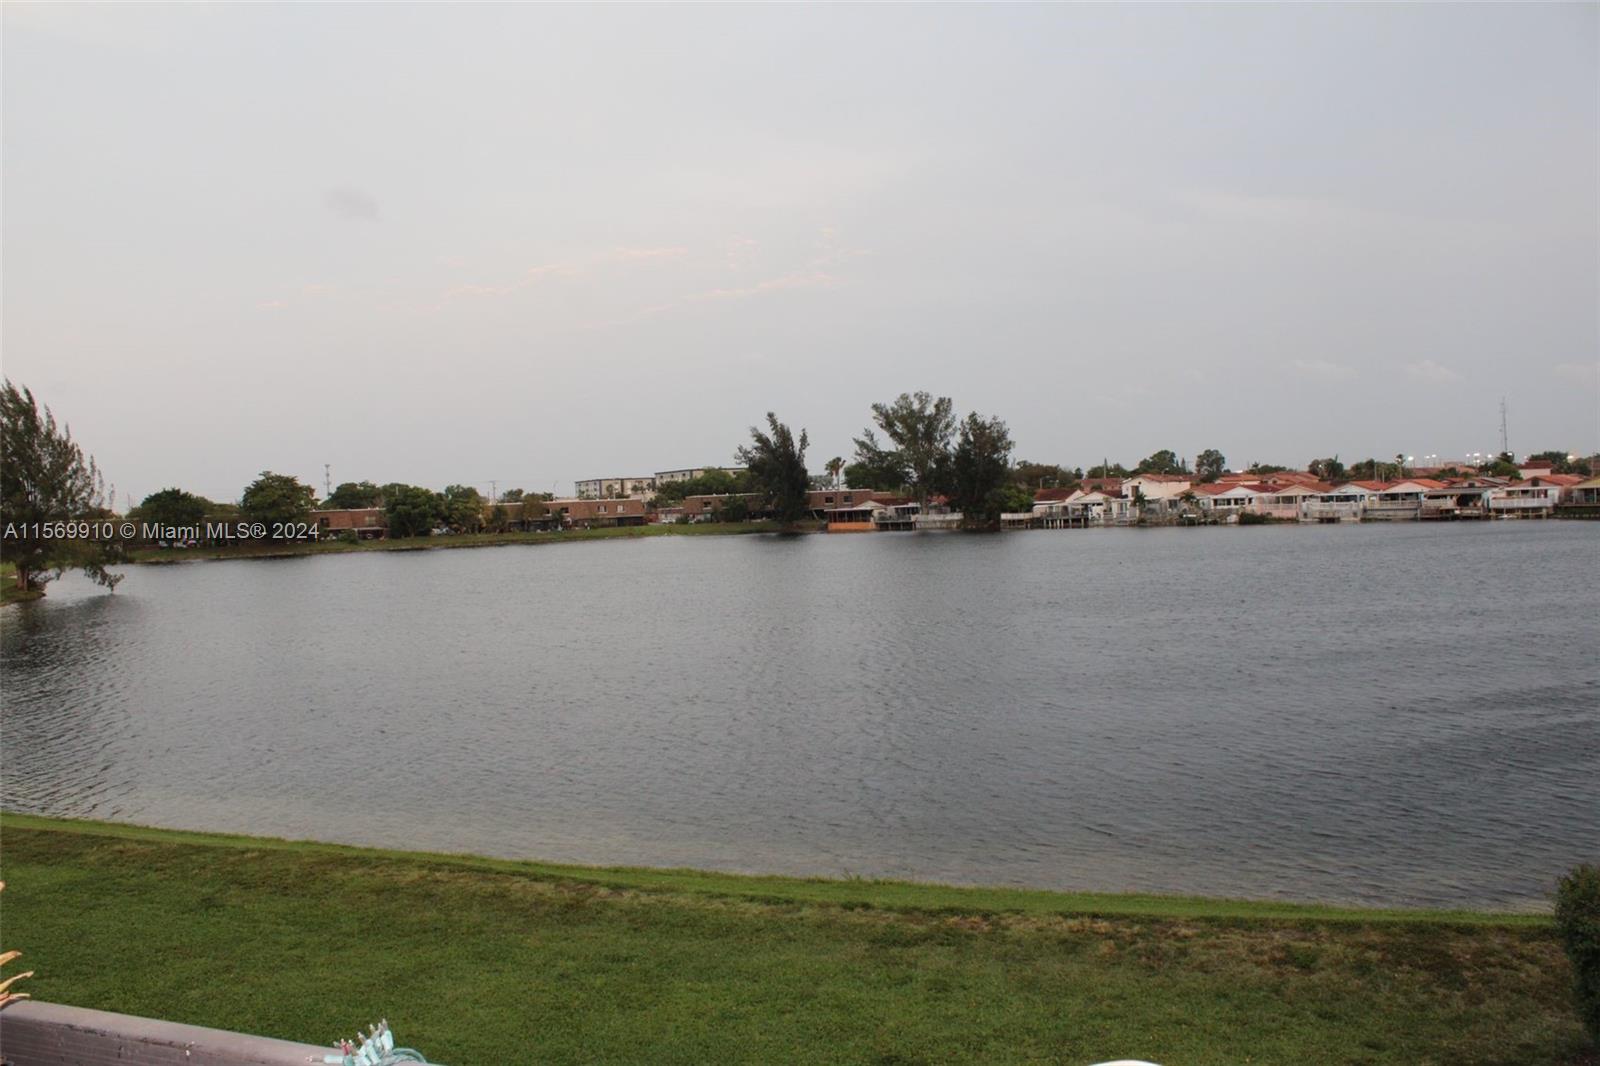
[0,561,45,605]
[1,816,1586,1065]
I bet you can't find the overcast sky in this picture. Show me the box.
[4,3,1596,503]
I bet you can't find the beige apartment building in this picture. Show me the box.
[575,466,747,499]
[573,476,657,500]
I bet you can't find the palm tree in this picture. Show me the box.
[825,456,844,489]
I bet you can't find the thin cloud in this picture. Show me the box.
[1404,359,1459,383]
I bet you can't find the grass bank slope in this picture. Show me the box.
[0,816,1585,1065]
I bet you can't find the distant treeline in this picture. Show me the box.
[6,374,1596,595]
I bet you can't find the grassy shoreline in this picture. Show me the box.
[122,519,802,566]
[1,814,1584,1064]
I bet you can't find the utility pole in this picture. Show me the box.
[1499,398,1510,460]
[489,480,497,504]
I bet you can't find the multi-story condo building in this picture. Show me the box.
[573,476,657,500]
[654,466,746,485]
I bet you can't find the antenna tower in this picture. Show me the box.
[1499,398,1509,459]
[324,464,332,498]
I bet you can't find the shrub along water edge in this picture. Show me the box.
[1556,864,1600,1046]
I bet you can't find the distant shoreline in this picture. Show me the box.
[123,519,795,565]
[119,511,1584,570]
[1,515,1584,606]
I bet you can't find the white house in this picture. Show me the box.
[1252,483,1325,521]
[1191,483,1260,519]
[1122,474,1192,510]
[1361,480,1445,520]
[1303,483,1373,522]
[1489,476,1578,516]
[1064,488,1133,525]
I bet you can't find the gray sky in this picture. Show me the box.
[4,3,1596,503]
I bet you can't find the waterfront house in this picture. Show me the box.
[806,488,879,517]
[871,497,921,530]
[479,499,557,532]
[1123,473,1192,514]
[1252,482,1327,520]
[1304,483,1374,522]
[1517,460,1557,479]
[1565,475,1600,506]
[1063,488,1132,525]
[1191,482,1261,518]
[548,497,649,527]
[825,499,884,532]
[1486,475,1579,517]
[310,508,387,539]
[1031,487,1079,528]
[1421,483,1494,520]
[1361,479,1447,521]
[680,492,765,520]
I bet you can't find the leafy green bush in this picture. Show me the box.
[1556,864,1600,1044]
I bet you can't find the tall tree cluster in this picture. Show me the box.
[842,392,1017,528]
[737,413,811,526]
[0,380,122,593]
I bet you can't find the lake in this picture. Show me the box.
[3,522,1596,910]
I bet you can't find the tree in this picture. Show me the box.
[844,432,910,491]
[1136,449,1185,475]
[1011,461,1074,490]
[736,412,811,526]
[1085,461,1129,478]
[1555,864,1600,1045]
[1526,450,1589,475]
[384,484,442,538]
[440,484,484,532]
[993,482,1036,514]
[1308,455,1346,482]
[945,413,1015,529]
[1246,461,1289,475]
[861,391,956,509]
[719,496,751,523]
[0,380,123,594]
[132,487,210,529]
[323,481,381,509]
[240,472,314,535]
[498,488,526,502]
[1195,449,1227,483]
[655,469,750,504]
[825,456,844,489]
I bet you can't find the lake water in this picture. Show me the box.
[3,523,1596,910]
